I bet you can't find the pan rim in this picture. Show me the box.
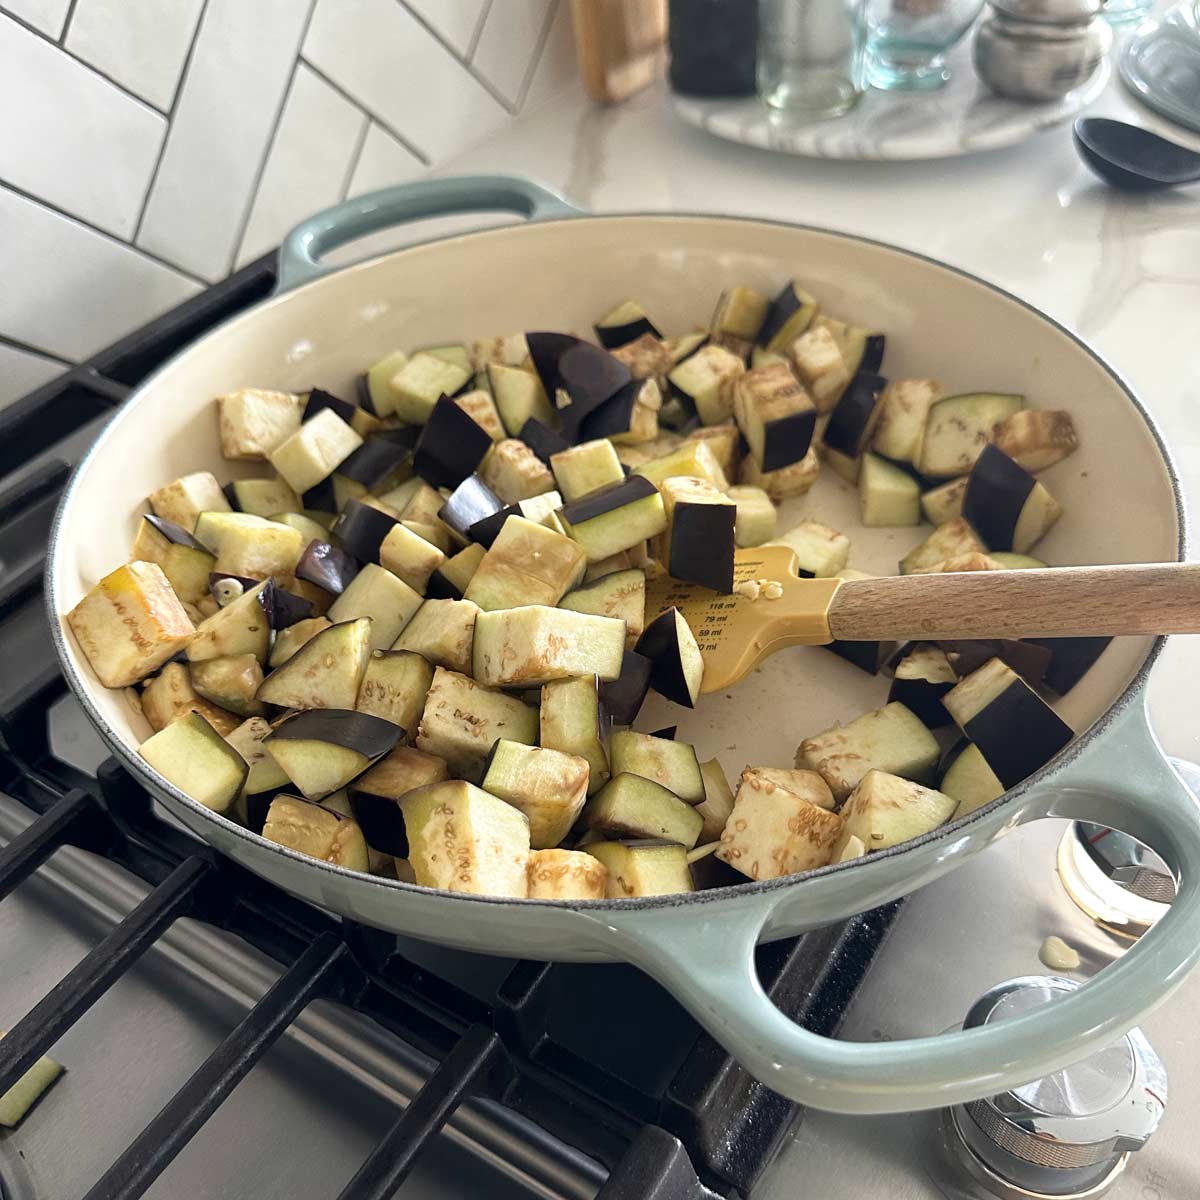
[46,210,1188,915]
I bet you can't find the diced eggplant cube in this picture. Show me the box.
[726,485,777,548]
[361,349,408,415]
[840,770,956,852]
[711,284,770,341]
[551,438,625,502]
[916,392,1023,479]
[540,675,610,795]
[428,543,487,600]
[68,561,195,687]
[585,839,693,897]
[871,378,940,465]
[304,387,377,437]
[394,598,480,673]
[192,512,305,580]
[454,388,505,443]
[609,728,703,803]
[269,408,363,495]
[327,564,422,652]
[190,653,264,717]
[464,515,586,610]
[472,333,530,373]
[415,666,537,779]
[962,443,1063,554]
[581,378,662,445]
[267,708,401,800]
[600,650,653,725]
[559,568,645,649]
[859,453,920,527]
[481,739,590,848]
[920,476,968,526]
[257,616,372,710]
[356,648,433,732]
[488,362,555,435]
[667,343,745,426]
[480,437,556,502]
[223,476,301,518]
[141,661,240,736]
[695,758,735,843]
[812,314,884,378]
[333,498,398,564]
[943,657,1073,788]
[584,773,704,848]
[148,471,230,531]
[656,476,735,594]
[686,423,741,478]
[527,849,608,899]
[517,417,569,467]
[788,325,850,413]
[634,438,730,491]
[413,396,493,489]
[940,741,1005,818]
[389,352,471,424]
[635,608,705,709]
[740,766,836,808]
[295,539,359,597]
[733,363,817,472]
[555,342,634,439]
[139,711,248,812]
[262,794,370,871]
[218,389,305,460]
[439,475,505,540]
[474,606,626,687]
[664,332,708,365]
[226,716,291,796]
[716,768,842,880]
[401,780,529,896]
[557,476,667,564]
[740,446,820,501]
[131,516,215,605]
[379,522,445,593]
[796,701,938,803]
[759,280,818,353]
[899,517,986,575]
[610,332,672,381]
[993,409,1079,473]
[938,638,1053,686]
[767,520,850,578]
[1026,636,1112,695]
[354,744,449,802]
[822,370,887,459]
[888,643,957,727]
[594,300,662,349]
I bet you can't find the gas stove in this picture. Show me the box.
[1,253,1195,1200]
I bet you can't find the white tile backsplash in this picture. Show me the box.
[137,0,314,281]
[0,0,69,38]
[0,341,67,409]
[304,0,508,163]
[0,0,575,383]
[236,64,368,267]
[473,0,555,107]
[0,186,199,360]
[0,13,165,238]
[66,0,205,111]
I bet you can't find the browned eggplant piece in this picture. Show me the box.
[594,300,662,349]
[961,443,1062,554]
[822,370,888,457]
[635,608,704,709]
[438,475,504,540]
[517,417,569,466]
[600,650,653,725]
[138,711,247,813]
[295,539,359,596]
[412,395,493,489]
[257,617,372,710]
[266,708,402,800]
[261,793,370,870]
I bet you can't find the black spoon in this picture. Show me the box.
[1073,117,1200,191]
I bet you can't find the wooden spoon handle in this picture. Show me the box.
[827,563,1200,641]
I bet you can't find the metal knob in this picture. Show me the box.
[942,977,1167,1198]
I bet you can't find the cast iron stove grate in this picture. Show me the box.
[0,251,900,1200]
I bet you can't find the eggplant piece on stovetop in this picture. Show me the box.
[962,443,1062,554]
[635,607,705,709]
[412,395,493,489]
[594,300,663,349]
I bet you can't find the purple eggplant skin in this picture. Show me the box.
[635,610,698,709]
[412,396,493,489]
[823,640,889,675]
[467,505,521,548]
[302,475,338,514]
[1026,636,1112,695]
[144,513,207,550]
[355,373,377,415]
[439,475,504,540]
[518,418,569,466]
[348,790,409,857]
[759,408,817,473]
[336,429,418,489]
[295,539,360,596]
[962,682,1073,790]
[304,387,359,425]
[558,474,659,525]
[887,676,953,729]
[861,334,886,373]
[823,371,888,456]
[600,651,653,726]
[270,586,315,629]
[267,708,403,759]
[579,379,647,443]
[937,639,1051,688]
[594,315,662,350]
[757,282,806,348]
[334,498,399,564]
[961,444,1035,552]
[649,726,677,740]
[668,504,735,595]
[556,343,633,439]
[526,331,580,398]
[425,569,465,601]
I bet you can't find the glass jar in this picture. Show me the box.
[757,0,868,118]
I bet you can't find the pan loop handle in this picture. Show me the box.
[275,175,580,293]
[591,696,1200,1114]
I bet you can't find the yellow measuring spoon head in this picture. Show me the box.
[645,545,842,693]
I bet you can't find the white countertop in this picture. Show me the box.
[431,57,1200,764]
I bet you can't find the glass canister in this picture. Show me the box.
[757,0,868,118]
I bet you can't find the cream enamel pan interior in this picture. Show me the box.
[47,180,1200,1114]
